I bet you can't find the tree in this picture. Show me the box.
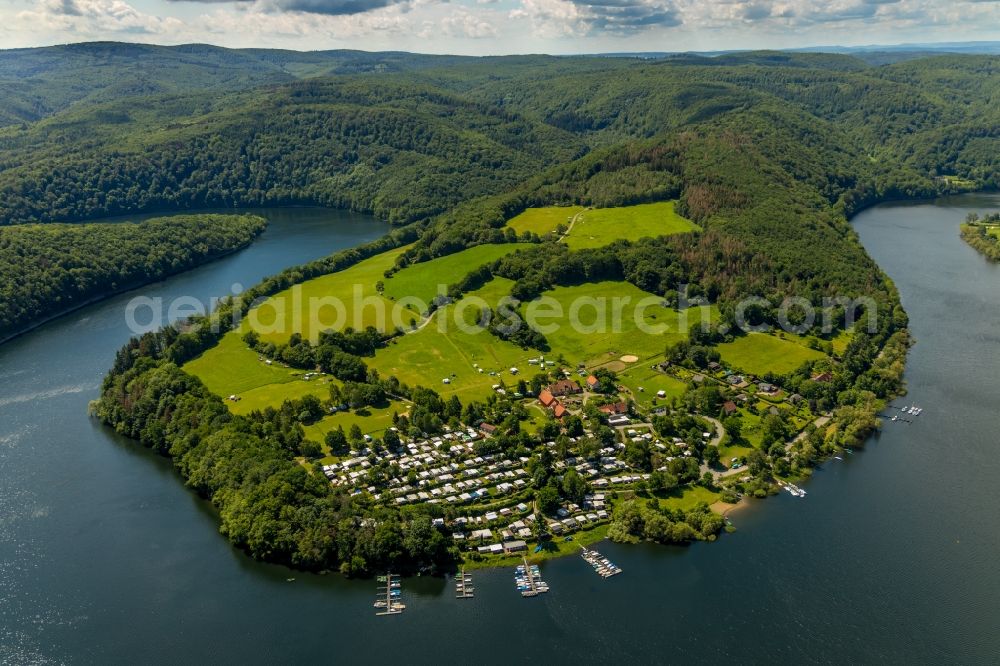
[564,415,584,437]
[349,424,364,443]
[325,427,349,455]
[536,484,561,516]
[561,469,588,504]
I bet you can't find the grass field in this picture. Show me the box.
[368,278,535,401]
[382,243,529,307]
[303,403,403,444]
[183,331,339,414]
[536,281,715,368]
[563,202,698,250]
[716,332,825,376]
[829,328,853,356]
[647,485,721,511]
[506,205,584,236]
[183,331,300,396]
[506,201,698,249]
[240,245,410,344]
[617,365,688,408]
[230,377,337,415]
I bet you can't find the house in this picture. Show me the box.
[607,414,630,427]
[722,400,739,416]
[788,393,804,404]
[553,403,568,419]
[503,540,528,554]
[708,361,722,372]
[599,401,628,416]
[479,423,498,436]
[538,389,557,408]
[758,382,778,394]
[811,372,833,383]
[548,379,582,396]
[586,374,600,390]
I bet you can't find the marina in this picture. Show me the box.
[375,574,405,616]
[455,569,475,599]
[580,546,622,578]
[515,558,549,597]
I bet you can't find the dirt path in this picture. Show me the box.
[558,208,588,243]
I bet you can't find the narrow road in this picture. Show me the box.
[558,208,588,243]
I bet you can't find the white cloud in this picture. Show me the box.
[0,0,998,53]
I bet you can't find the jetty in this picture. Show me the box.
[514,558,549,597]
[375,573,405,616]
[580,545,622,578]
[778,480,807,498]
[455,568,474,599]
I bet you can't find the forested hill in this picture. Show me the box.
[0,47,997,229]
[0,214,265,342]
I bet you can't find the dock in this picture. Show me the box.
[375,573,405,616]
[580,545,622,578]
[514,557,549,597]
[455,568,474,599]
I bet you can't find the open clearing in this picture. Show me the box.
[537,281,715,367]
[506,201,698,249]
[562,202,698,249]
[617,364,688,408]
[382,243,529,307]
[717,332,826,376]
[183,331,337,414]
[184,331,299,396]
[303,402,404,444]
[369,278,535,401]
[506,206,584,236]
[240,245,410,344]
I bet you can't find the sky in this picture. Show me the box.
[0,0,997,55]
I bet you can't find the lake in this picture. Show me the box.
[1,198,998,664]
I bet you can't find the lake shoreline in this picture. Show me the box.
[0,232,263,348]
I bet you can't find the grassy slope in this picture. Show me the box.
[506,202,698,250]
[538,281,714,367]
[562,202,699,250]
[242,246,410,343]
[369,279,535,401]
[507,206,585,236]
[382,243,529,306]
[716,332,826,376]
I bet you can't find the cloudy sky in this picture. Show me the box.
[0,0,997,55]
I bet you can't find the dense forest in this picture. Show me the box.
[1,42,994,574]
[0,214,265,341]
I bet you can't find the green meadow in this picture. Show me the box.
[717,332,826,376]
[303,402,405,443]
[617,364,688,408]
[183,331,337,414]
[241,245,410,344]
[535,281,714,368]
[562,202,698,250]
[183,331,299,395]
[382,243,529,307]
[506,201,698,249]
[369,279,534,401]
[506,206,584,236]
[230,377,337,416]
